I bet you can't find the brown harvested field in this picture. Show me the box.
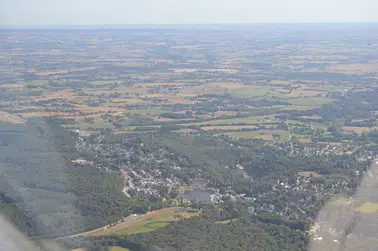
[166,98,197,104]
[91,81,114,85]
[0,84,24,89]
[351,119,369,123]
[74,105,124,112]
[34,67,98,76]
[327,63,378,74]
[298,171,322,178]
[109,247,130,251]
[180,88,225,96]
[88,207,194,236]
[200,125,258,131]
[19,109,124,120]
[29,111,71,117]
[110,98,146,104]
[153,116,193,122]
[0,111,25,124]
[343,126,371,135]
[205,69,239,74]
[17,112,50,118]
[168,68,199,73]
[140,82,185,87]
[214,111,238,116]
[273,88,291,94]
[297,138,312,143]
[83,89,148,95]
[153,116,174,122]
[299,115,321,120]
[34,90,77,101]
[206,82,244,89]
[65,113,124,119]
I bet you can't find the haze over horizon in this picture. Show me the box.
[1,0,377,27]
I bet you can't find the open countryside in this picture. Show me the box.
[87,207,200,236]
[2,24,378,251]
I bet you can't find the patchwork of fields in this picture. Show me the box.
[3,28,378,145]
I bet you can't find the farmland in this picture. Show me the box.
[109,247,130,251]
[88,207,200,236]
[3,24,378,251]
[355,202,378,214]
[297,171,322,178]
[221,130,289,140]
[2,26,378,144]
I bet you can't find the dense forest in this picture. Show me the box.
[59,204,309,251]
[0,121,165,237]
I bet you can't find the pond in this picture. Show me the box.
[182,189,212,202]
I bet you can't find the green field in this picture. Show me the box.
[221,130,289,140]
[355,202,378,214]
[109,246,130,251]
[26,79,50,86]
[105,207,200,236]
[231,87,271,98]
[129,108,167,115]
[297,171,322,178]
[281,105,320,111]
[191,115,278,126]
[287,97,334,106]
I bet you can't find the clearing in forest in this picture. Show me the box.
[355,202,378,214]
[297,171,322,178]
[90,207,200,236]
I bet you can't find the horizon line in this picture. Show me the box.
[1,22,378,30]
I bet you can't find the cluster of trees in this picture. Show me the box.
[0,119,371,245]
[0,121,172,237]
[59,204,309,251]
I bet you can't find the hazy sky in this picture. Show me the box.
[1,0,377,26]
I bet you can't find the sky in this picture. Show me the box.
[0,0,377,26]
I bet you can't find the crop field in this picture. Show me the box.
[297,171,322,178]
[200,125,258,131]
[109,247,130,251]
[231,87,271,98]
[174,128,199,134]
[332,198,353,206]
[0,111,25,124]
[90,207,200,236]
[192,115,278,126]
[221,130,289,140]
[343,126,371,135]
[328,63,378,74]
[287,97,334,106]
[2,27,377,147]
[355,202,378,214]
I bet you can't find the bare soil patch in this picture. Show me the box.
[200,125,258,131]
[0,111,25,124]
[343,126,371,135]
